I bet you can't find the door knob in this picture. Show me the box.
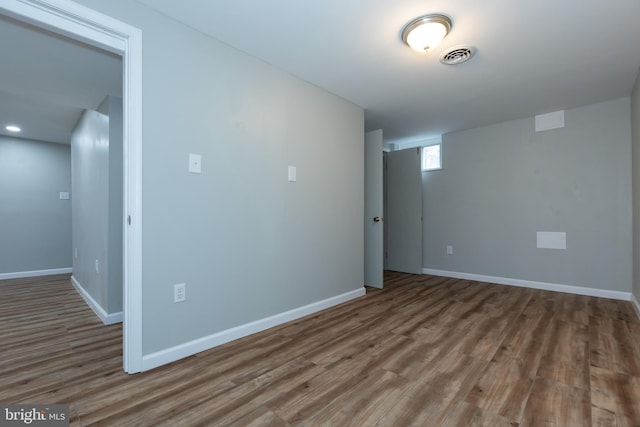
[373,216,382,222]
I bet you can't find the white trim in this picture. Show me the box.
[71,276,123,325]
[386,135,442,152]
[631,293,640,319]
[1,0,144,373]
[119,6,144,375]
[0,268,72,280]
[422,268,632,301]
[0,0,124,51]
[141,287,366,372]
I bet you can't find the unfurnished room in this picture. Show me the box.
[1,0,640,425]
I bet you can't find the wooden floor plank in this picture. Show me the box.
[441,401,518,427]
[591,365,640,422]
[520,378,591,427]
[3,272,640,425]
[298,367,408,426]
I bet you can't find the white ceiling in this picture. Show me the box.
[0,14,121,144]
[138,0,640,144]
[1,1,639,145]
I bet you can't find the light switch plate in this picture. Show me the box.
[189,154,202,174]
[59,192,70,200]
[288,166,297,182]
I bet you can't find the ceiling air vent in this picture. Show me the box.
[440,46,475,65]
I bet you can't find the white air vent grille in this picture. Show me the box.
[440,46,475,65]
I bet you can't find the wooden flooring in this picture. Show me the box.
[2,272,640,426]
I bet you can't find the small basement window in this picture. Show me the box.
[422,143,442,171]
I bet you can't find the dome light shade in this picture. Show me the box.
[402,14,452,53]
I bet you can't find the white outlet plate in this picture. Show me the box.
[446,245,453,255]
[174,283,186,303]
[189,154,202,174]
[288,165,297,182]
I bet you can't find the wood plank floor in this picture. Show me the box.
[2,272,640,426]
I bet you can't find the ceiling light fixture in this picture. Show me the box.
[401,14,452,53]
[5,125,21,132]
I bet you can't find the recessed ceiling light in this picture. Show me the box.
[401,14,452,53]
[5,125,21,132]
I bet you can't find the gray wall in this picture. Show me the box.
[71,96,123,314]
[0,136,71,274]
[424,98,632,292]
[632,71,640,300]
[99,96,124,313]
[73,0,364,355]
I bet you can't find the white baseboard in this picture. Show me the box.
[141,287,366,372]
[0,268,72,280]
[422,268,632,301]
[631,293,640,319]
[71,276,123,325]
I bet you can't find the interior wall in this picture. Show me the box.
[423,97,632,292]
[71,109,110,310]
[71,96,123,316]
[631,70,640,300]
[72,0,365,356]
[98,96,124,313]
[0,136,71,275]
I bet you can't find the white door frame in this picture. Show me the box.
[0,0,143,373]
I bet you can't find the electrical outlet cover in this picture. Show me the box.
[189,154,202,174]
[174,283,186,303]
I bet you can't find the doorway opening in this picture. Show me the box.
[0,0,143,373]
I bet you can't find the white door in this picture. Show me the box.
[386,147,422,274]
[364,130,384,288]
